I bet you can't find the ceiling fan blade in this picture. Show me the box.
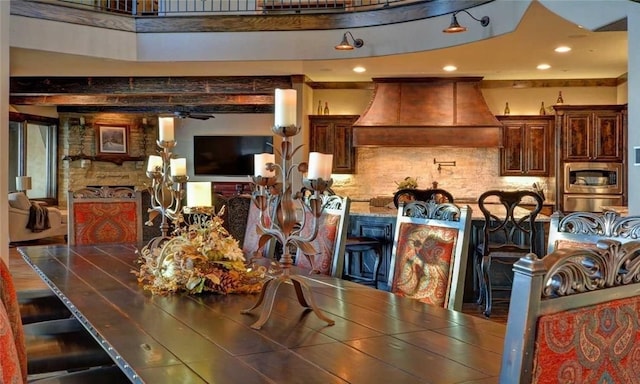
[188,113,215,120]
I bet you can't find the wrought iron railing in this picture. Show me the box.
[52,0,422,15]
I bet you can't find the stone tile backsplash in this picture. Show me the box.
[331,147,554,203]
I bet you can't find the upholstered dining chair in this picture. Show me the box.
[294,195,350,277]
[546,210,640,253]
[393,188,454,208]
[68,186,143,245]
[500,240,640,383]
[476,189,543,317]
[388,200,472,311]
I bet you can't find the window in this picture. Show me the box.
[9,112,59,205]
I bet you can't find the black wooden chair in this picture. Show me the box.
[476,189,543,317]
[393,188,454,208]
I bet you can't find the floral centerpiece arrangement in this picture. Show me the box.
[134,208,266,295]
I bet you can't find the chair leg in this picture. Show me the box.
[475,252,484,305]
[481,255,492,317]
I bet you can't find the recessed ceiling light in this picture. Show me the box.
[353,66,366,73]
[555,46,572,53]
[537,63,551,70]
[443,65,457,72]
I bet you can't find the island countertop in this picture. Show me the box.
[349,201,551,222]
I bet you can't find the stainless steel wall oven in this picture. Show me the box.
[563,162,624,212]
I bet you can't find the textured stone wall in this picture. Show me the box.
[58,114,156,208]
[331,147,554,203]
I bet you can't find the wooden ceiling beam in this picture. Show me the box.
[10,94,273,106]
[9,76,293,96]
[56,105,273,114]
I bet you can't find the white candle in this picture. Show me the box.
[147,155,163,173]
[274,88,297,127]
[158,117,175,142]
[307,152,333,180]
[321,153,334,180]
[186,182,212,207]
[254,153,276,178]
[170,158,187,176]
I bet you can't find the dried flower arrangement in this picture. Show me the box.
[395,176,419,190]
[134,208,266,295]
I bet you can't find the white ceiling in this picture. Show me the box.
[9,1,628,82]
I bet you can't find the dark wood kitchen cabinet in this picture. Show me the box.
[498,115,553,176]
[554,105,626,162]
[309,115,359,174]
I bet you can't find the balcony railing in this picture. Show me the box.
[53,0,424,15]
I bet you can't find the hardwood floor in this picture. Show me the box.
[8,235,508,324]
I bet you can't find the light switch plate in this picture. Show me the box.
[635,146,640,166]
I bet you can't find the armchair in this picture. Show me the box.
[8,192,68,243]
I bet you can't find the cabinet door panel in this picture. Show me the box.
[525,123,548,175]
[563,114,591,161]
[332,121,353,172]
[593,113,623,161]
[309,122,334,154]
[501,124,524,175]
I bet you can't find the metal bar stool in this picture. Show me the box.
[343,237,383,288]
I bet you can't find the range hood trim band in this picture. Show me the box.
[353,126,504,148]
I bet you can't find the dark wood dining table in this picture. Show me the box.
[18,243,505,384]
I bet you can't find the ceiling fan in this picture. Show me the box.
[172,106,215,120]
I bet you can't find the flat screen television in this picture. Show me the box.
[193,135,273,176]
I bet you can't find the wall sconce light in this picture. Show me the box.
[443,10,490,33]
[335,31,364,50]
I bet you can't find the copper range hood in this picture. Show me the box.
[352,77,503,147]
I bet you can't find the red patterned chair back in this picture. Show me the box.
[294,195,350,277]
[547,210,640,253]
[388,200,471,311]
[68,186,143,245]
[501,240,640,383]
[0,259,27,383]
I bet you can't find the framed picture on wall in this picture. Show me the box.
[96,124,129,155]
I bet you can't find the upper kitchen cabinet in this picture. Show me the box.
[555,105,627,162]
[498,115,554,176]
[309,115,359,174]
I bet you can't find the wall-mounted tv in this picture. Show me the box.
[193,135,273,176]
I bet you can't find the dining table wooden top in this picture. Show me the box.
[18,244,505,384]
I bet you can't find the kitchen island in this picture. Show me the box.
[347,201,550,302]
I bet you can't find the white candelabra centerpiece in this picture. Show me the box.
[144,117,189,249]
[242,88,335,329]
